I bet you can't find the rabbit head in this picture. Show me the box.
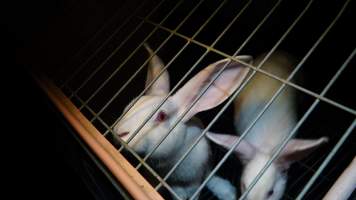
[114,44,251,158]
[207,132,328,200]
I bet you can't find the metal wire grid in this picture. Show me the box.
[56,0,355,199]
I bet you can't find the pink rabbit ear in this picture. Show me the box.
[170,56,251,122]
[144,44,170,95]
[206,132,256,163]
[276,137,329,169]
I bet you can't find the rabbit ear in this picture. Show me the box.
[276,137,329,168]
[144,44,170,95]
[206,132,256,163]
[171,56,251,121]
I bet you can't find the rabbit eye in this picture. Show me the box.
[267,189,274,197]
[156,111,168,122]
[118,131,129,137]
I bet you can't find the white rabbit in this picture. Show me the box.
[206,52,328,200]
[113,44,251,200]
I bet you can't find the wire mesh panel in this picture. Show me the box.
[43,0,355,199]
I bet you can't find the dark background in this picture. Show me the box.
[5,0,127,199]
[6,0,355,199]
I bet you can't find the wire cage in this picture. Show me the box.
[33,0,355,199]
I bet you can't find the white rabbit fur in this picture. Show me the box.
[114,44,251,200]
[207,52,328,200]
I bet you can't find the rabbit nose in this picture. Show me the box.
[118,132,129,137]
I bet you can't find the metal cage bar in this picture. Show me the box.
[45,0,355,199]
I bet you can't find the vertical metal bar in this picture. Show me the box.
[60,0,150,89]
